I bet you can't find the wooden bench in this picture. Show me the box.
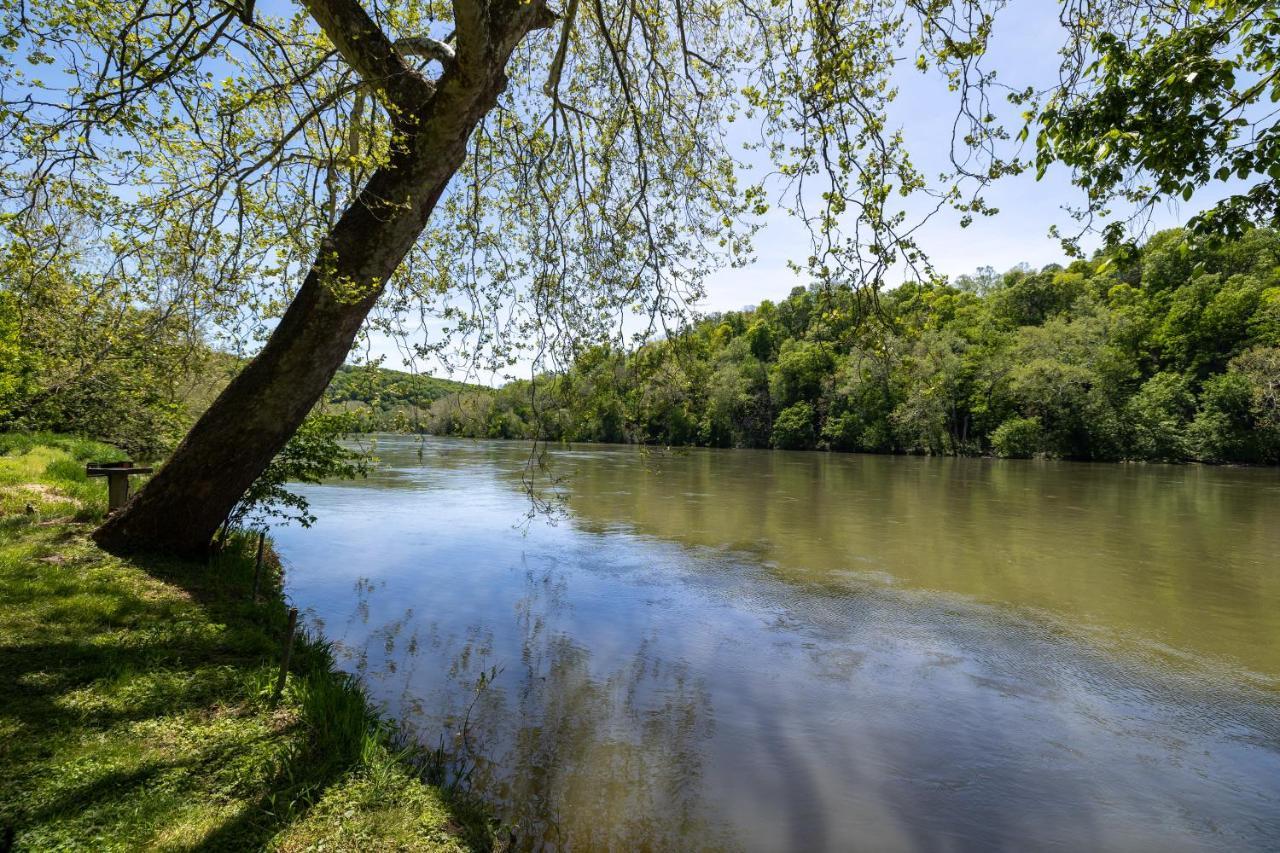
[86,462,154,511]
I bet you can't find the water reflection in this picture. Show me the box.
[558,448,1280,677]
[276,437,1280,851]
[316,562,727,850]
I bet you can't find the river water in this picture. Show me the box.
[273,436,1280,851]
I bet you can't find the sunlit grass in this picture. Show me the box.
[0,433,492,851]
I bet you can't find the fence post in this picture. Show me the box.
[251,530,266,600]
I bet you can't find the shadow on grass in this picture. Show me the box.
[0,530,432,851]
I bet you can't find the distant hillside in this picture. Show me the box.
[325,364,488,431]
[183,358,485,435]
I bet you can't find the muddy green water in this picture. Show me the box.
[274,437,1280,851]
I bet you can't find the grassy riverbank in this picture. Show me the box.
[0,433,492,851]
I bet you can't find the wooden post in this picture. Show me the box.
[272,607,299,707]
[251,530,266,600]
[107,473,130,510]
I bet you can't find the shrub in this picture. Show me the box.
[1125,372,1193,461]
[991,416,1044,458]
[772,402,816,450]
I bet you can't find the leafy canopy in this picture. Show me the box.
[0,0,1276,380]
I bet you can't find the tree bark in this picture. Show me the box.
[93,61,510,556]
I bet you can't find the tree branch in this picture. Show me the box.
[452,0,557,79]
[451,0,491,77]
[543,0,579,102]
[298,0,435,110]
[494,0,558,59]
[396,36,457,66]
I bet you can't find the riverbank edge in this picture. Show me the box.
[0,432,496,851]
[352,428,1280,468]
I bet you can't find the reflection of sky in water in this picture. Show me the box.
[274,437,1280,852]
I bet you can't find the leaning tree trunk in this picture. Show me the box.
[94,65,509,556]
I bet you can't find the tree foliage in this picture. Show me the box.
[1031,0,1280,248]
[0,0,1004,375]
[429,228,1280,464]
[5,0,1268,374]
[229,411,370,528]
[0,209,209,455]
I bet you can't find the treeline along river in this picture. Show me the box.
[273,436,1280,851]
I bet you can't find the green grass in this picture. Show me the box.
[0,433,493,851]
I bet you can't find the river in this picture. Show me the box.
[272,436,1280,851]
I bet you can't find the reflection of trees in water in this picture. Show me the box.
[318,575,386,677]
[345,563,730,851]
[541,445,1280,677]
[498,639,721,850]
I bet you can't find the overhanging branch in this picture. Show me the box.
[544,0,579,103]
[298,0,435,110]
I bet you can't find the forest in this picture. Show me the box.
[425,228,1280,464]
[5,225,1278,466]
